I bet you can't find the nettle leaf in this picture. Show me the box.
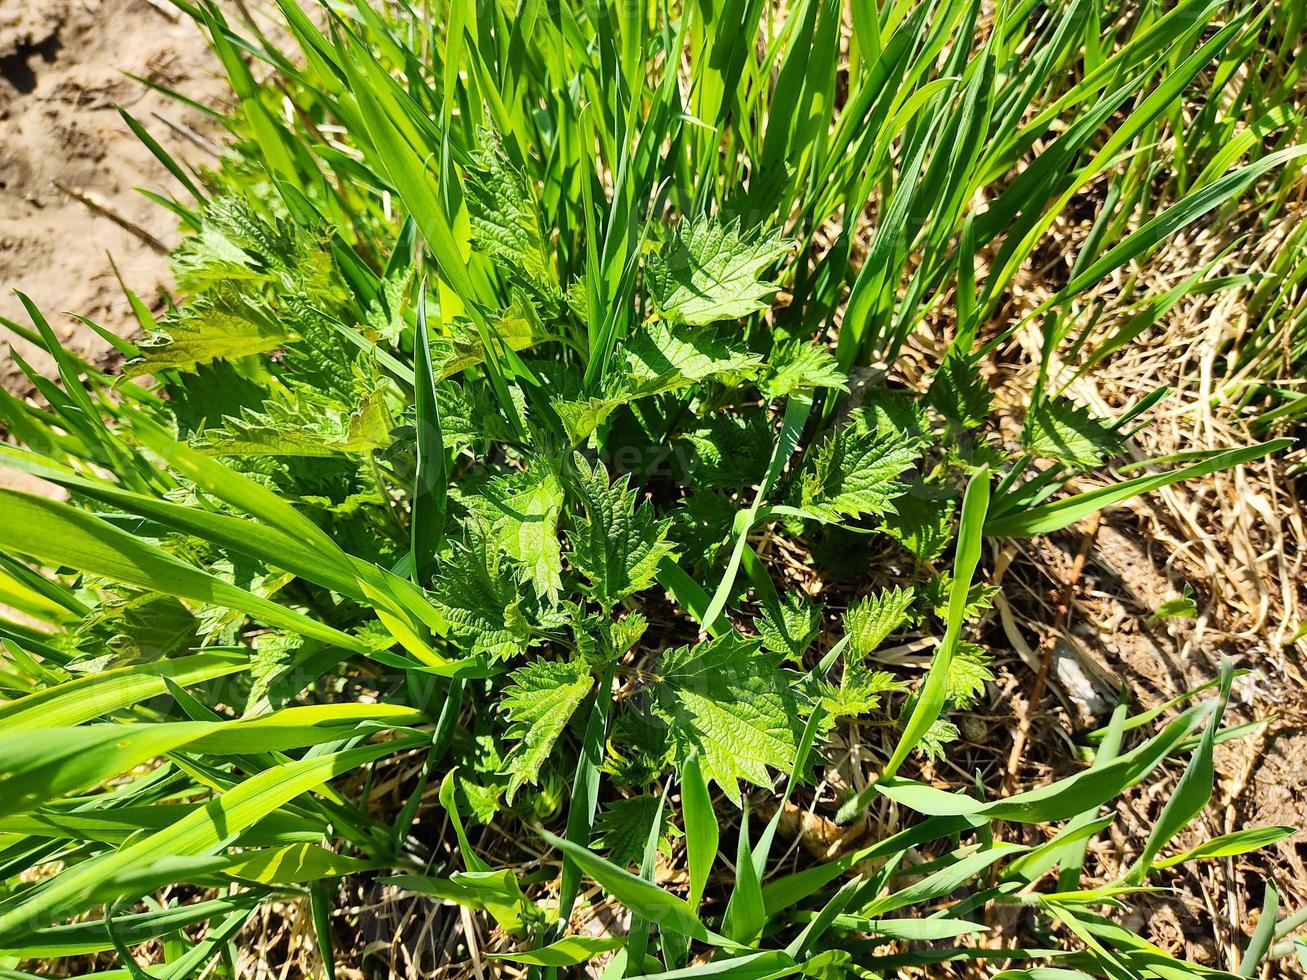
[916,718,961,760]
[926,344,991,430]
[572,611,648,665]
[439,379,527,450]
[682,414,773,492]
[564,273,598,332]
[881,493,956,562]
[567,455,677,609]
[948,642,993,710]
[365,267,415,345]
[73,589,198,663]
[457,770,507,825]
[171,219,264,287]
[455,729,508,824]
[593,795,675,868]
[464,129,561,302]
[555,324,762,443]
[197,388,390,458]
[128,293,291,377]
[845,586,916,657]
[1023,397,1124,467]
[798,409,921,522]
[763,340,848,399]
[921,574,997,620]
[246,631,305,711]
[623,322,762,397]
[430,296,550,381]
[171,196,336,298]
[645,217,791,325]
[553,395,626,445]
[860,388,930,442]
[895,606,990,762]
[469,467,565,601]
[499,659,593,801]
[818,660,904,721]
[756,592,822,661]
[278,297,362,400]
[670,491,736,565]
[431,523,536,660]
[652,634,805,801]
[603,712,674,787]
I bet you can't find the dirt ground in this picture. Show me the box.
[0,0,224,387]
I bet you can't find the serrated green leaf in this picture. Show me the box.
[948,642,994,709]
[464,128,560,301]
[756,592,822,661]
[430,295,549,381]
[469,466,565,601]
[431,523,536,660]
[763,341,848,399]
[499,659,593,801]
[646,217,790,325]
[1023,397,1123,467]
[623,322,763,397]
[556,324,762,443]
[927,344,991,430]
[438,379,524,449]
[881,493,957,562]
[594,794,675,868]
[198,388,389,458]
[818,661,903,721]
[568,454,677,608]
[844,586,916,657]
[553,394,628,444]
[798,409,920,522]
[653,634,804,802]
[859,388,930,442]
[683,415,774,492]
[127,293,291,377]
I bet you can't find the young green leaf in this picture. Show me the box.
[797,409,921,522]
[1023,398,1123,468]
[845,586,916,657]
[499,660,594,802]
[652,634,804,802]
[645,217,790,325]
[568,454,677,609]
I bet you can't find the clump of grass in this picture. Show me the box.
[0,0,1303,975]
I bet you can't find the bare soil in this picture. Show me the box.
[0,0,223,387]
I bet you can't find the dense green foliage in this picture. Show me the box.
[0,0,1303,975]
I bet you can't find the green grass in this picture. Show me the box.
[0,0,1303,974]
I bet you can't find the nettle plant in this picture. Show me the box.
[0,0,1301,975]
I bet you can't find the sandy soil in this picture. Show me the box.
[0,0,223,388]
